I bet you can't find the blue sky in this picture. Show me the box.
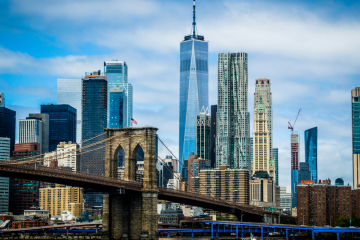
[1,0,360,187]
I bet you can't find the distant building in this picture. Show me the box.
[250,173,275,203]
[196,109,211,161]
[279,186,292,210]
[0,105,15,156]
[199,165,249,204]
[352,87,360,189]
[19,119,42,153]
[0,138,10,213]
[335,178,344,186]
[164,155,178,174]
[41,104,76,152]
[109,87,126,128]
[0,93,4,107]
[28,114,49,154]
[188,156,207,192]
[210,105,217,168]
[216,52,250,170]
[44,142,80,171]
[40,185,83,217]
[159,209,184,225]
[9,143,40,215]
[305,127,318,183]
[24,209,50,220]
[273,148,279,186]
[57,78,82,144]
[298,162,312,184]
[291,132,299,208]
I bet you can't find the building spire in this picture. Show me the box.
[192,0,196,37]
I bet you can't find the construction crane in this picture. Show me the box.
[288,109,301,133]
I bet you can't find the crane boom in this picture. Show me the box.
[288,109,301,133]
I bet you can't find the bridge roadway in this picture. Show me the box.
[0,161,281,221]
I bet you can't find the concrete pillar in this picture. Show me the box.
[102,193,110,239]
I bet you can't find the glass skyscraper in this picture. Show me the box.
[0,106,16,156]
[57,79,82,144]
[273,148,279,186]
[291,132,299,207]
[41,104,77,152]
[179,1,209,166]
[196,110,210,161]
[304,127,318,183]
[352,87,360,189]
[104,61,133,128]
[109,87,126,128]
[0,137,10,213]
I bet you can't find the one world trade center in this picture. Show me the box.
[179,0,209,166]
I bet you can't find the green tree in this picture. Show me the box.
[94,215,102,220]
[334,217,350,227]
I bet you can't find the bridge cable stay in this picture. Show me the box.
[156,155,190,189]
[156,136,232,207]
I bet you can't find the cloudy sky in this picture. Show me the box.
[1,0,360,186]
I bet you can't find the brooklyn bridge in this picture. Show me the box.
[0,127,291,239]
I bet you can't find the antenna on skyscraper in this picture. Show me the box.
[192,0,197,37]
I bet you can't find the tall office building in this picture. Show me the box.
[250,177,275,203]
[304,127,318,183]
[10,143,40,215]
[298,162,311,184]
[273,148,279,186]
[254,79,273,163]
[41,104,76,152]
[179,0,209,165]
[104,61,133,128]
[217,52,250,170]
[109,87,126,128]
[81,71,107,176]
[291,132,299,207]
[28,114,49,154]
[210,105,217,168]
[352,87,360,189]
[0,138,10,213]
[57,79,82,144]
[196,109,210,161]
[0,93,4,107]
[0,105,16,156]
[250,137,253,168]
[253,95,275,181]
[280,186,292,210]
[19,119,43,153]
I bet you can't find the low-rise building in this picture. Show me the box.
[12,218,46,229]
[24,209,50,220]
[159,209,184,225]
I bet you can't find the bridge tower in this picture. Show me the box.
[103,127,158,240]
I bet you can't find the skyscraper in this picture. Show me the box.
[210,105,217,168]
[352,87,360,189]
[196,109,210,161]
[104,61,133,128]
[298,162,311,184]
[0,93,4,107]
[28,114,49,154]
[0,104,16,156]
[57,79,82,144]
[41,104,76,152]
[253,95,275,180]
[81,71,107,175]
[291,132,299,207]
[179,0,209,165]
[305,127,318,183]
[19,119,43,153]
[109,87,126,128]
[254,78,273,164]
[216,52,250,170]
[0,137,10,213]
[273,148,279,186]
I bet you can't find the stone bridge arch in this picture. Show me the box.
[103,127,158,240]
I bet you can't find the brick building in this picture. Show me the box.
[12,218,46,229]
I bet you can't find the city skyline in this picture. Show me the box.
[1,0,359,186]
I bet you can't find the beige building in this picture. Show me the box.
[44,142,80,171]
[253,95,275,181]
[39,184,83,217]
[250,177,275,203]
[199,165,249,204]
[352,87,360,189]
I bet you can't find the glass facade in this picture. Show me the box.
[273,148,279,186]
[353,96,360,154]
[210,105,217,168]
[0,107,16,156]
[57,79,82,144]
[179,38,209,167]
[41,104,77,152]
[304,127,318,183]
[109,87,126,128]
[196,111,210,160]
[298,162,311,183]
[0,137,9,213]
[104,61,133,128]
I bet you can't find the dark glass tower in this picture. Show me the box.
[109,87,125,128]
[210,105,217,168]
[297,162,312,184]
[0,107,16,156]
[304,127,318,183]
[41,104,76,151]
[179,0,209,167]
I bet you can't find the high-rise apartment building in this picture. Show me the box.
[179,1,209,166]
[188,157,207,192]
[305,127,318,183]
[104,61,133,128]
[216,52,250,170]
[291,132,299,207]
[0,93,4,107]
[0,106,16,156]
[352,87,360,189]
[81,71,107,175]
[0,137,10,213]
[57,79,82,144]
[19,119,43,153]
[196,110,210,161]
[28,114,49,154]
[250,177,275,203]
[210,105,217,168]
[250,137,253,169]
[10,143,40,215]
[280,186,292,210]
[40,185,83,217]
[44,142,80,171]
[41,104,76,152]
[273,148,279,186]
[253,96,275,180]
[109,87,126,128]
[199,165,249,203]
